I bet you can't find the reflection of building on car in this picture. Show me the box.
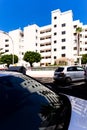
[0,71,87,130]
[53,65,85,84]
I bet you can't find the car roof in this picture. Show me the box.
[58,65,83,68]
[7,66,26,71]
[0,71,21,77]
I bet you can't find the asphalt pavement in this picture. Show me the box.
[52,81,87,100]
[34,77,54,83]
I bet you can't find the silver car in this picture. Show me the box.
[53,65,85,84]
[0,71,87,130]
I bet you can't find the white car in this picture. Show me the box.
[53,65,85,84]
[0,71,87,130]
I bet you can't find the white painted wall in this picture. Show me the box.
[26,70,54,77]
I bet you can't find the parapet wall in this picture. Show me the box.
[26,70,54,77]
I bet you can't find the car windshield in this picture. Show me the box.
[55,67,64,72]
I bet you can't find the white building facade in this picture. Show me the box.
[0,9,87,66]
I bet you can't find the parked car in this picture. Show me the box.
[0,71,87,130]
[53,65,85,84]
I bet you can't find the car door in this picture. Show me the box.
[67,66,76,80]
[75,66,84,80]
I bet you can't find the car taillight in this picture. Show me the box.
[59,72,65,76]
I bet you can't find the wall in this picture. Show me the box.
[26,70,54,77]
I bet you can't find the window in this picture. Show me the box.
[54,24,57,28]
[80,34,82,37]
[73,25,77,28]
[55,67,64,72]
[5,39,9,42]
[54,48,57,51]
[5,44,9,47]
[61,39,66,42]
[80,48,82,51]
[46,50,51,52]
[85,29,87,32]
[40,38,44,40]
[61,23,66,27]
[76,66,84,71]
[35,43,37,46]
[73,33,77,36]
[61,46,65,49]
[67,67,77,71]
[54,16,57,19]
[67,66,84,71]
[54,56,56,59]
[73,47,77,50]
[36,29,38,32]
[5,50,9,52]
[61,54,65,57]
[62,31,66,35]
[22,52,24,55]
[85,48,87,51]
[54,40,57,43]
[54,32,57,36]
[20,32,24,37]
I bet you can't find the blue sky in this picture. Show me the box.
[0,0,87,32]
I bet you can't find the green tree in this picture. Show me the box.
[23,51,41,67]
[81,54,87,64]
[0,54,18,67]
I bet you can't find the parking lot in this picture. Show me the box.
[26,70,87,100]
[33,76,87,100]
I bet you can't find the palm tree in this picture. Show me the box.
[0,48,4,59]
[76,27,82,64]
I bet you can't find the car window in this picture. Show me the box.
[76,66,84,71]
[55,67,64,72]
[67,67,77,71]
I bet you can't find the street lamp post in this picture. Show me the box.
[0,31,14,65]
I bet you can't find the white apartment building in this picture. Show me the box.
[0,9,87,67]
